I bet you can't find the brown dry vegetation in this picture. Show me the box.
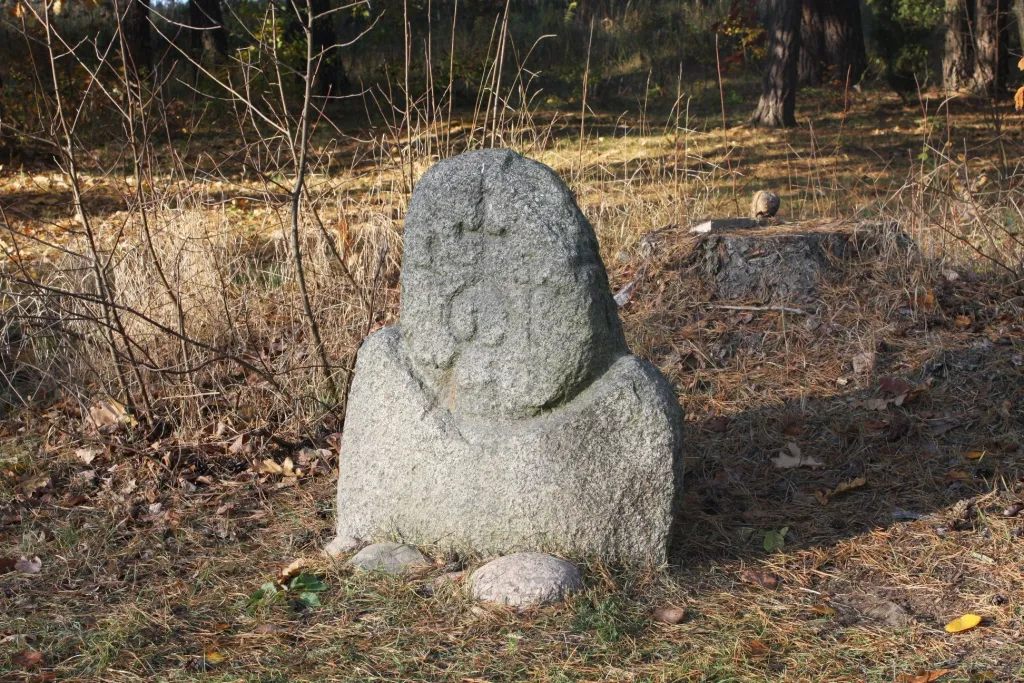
[2,83,1024,681]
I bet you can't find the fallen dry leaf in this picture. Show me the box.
[855,397,891,411]
[0,557,17,574]
[739,569,780,590]
[852,351,876,374]
[259,459,284,475]
[229,433,250,455]
[809,604,837,616]
[879,376,913,395]
[771,442,824,469]
[88,399,135,434]
[953,315,972,329]
[744,639,770,658]
[652,605,686,624]
[833,476,867,496]
[817,476,867,504]
[964,449,985,461]
[898,669,950,683]
[279,557,314,583]
[74,448,98,465]
[13,649,42,668]
[19,474,51,496]
[944,613,982,633]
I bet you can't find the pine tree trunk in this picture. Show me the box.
[799,0,826,85]
[944,0,974,91]
[189,0,227,64]
[311,0,350,97]
[753,0,802,127]
[1014,0,1024,52]
[971,0,1002,96]
[799,0,866,87]
[824,0,867,85]
[121,0,152,83]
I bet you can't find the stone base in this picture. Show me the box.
[333,326,683,565]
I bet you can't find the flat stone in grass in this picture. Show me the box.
[348,542,429,574]
[470,553,582,608]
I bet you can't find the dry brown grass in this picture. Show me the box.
[2,83,1024,681]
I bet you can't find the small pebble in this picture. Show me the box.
[1002,502,1023,518]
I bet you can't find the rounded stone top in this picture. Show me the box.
[470,552,583,608]
[400,149,627,419]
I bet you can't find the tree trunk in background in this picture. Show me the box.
[798,0,866,87]
[1015,0,1024,52]
[311,0,350,97]
[753,0,802,127]
[121,0,152,83]
[997,0,1011,91]
[944,0,974,91]
[798,0,826,85]
[189,0,228,64]
[971,0,1003,96]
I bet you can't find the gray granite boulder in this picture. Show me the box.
[332,149,683,565]
[471,553,582,608]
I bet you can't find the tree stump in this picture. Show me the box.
[683,220,906,303]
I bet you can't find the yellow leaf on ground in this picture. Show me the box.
[898,669,950,683]
[832,476,867,496]
[1016,85,1024,111]
[944,613,982,633]
[260,459,284,474]
[1018,55,1024,70]
[965,450,985,460]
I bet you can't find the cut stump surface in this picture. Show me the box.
[682,220,907,303]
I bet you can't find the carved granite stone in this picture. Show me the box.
[332,149,683,564]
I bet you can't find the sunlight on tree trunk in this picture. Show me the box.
[944,0,974,91]
[753,0,802,127]
[971,0,1005,96]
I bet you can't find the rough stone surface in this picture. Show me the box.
[333,149,683,564]
[470,553,582,608]
[401,149,628,419]
[348,543,429,574]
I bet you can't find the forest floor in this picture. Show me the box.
[2,85,1024,681]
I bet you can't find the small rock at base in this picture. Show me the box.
[470,553,582,608]
[348,542,429,574]
[324,535,360,558]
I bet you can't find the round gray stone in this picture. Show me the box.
[348,542,429,574]
[470,553,582,608]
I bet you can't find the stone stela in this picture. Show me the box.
[330,149,683,567]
